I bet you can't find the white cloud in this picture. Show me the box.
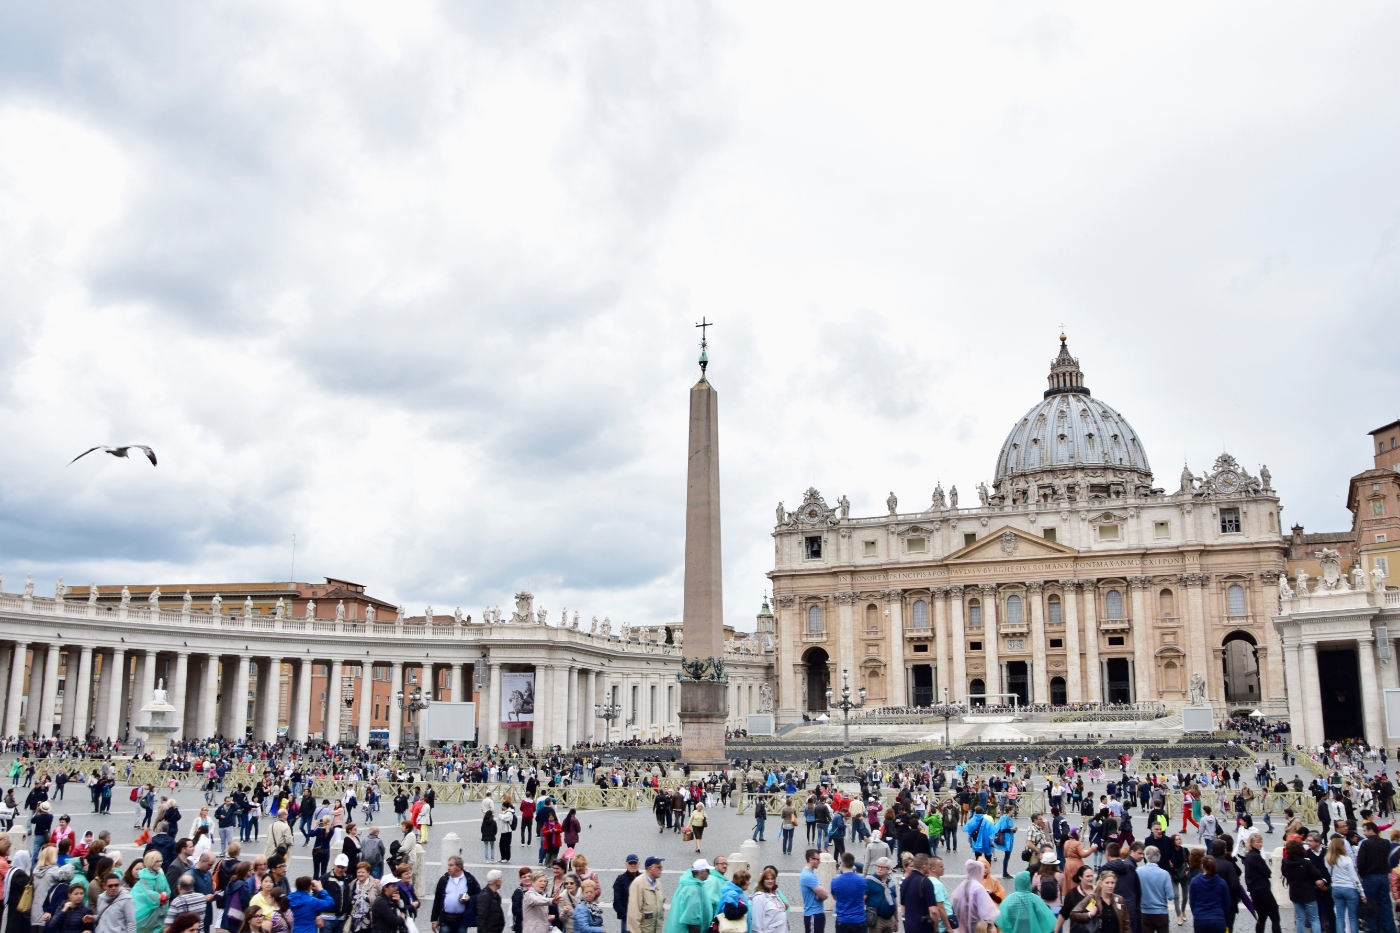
[0,1,1396,630]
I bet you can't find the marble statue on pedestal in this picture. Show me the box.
[1374,567,1389,593]
[1353,567,1369,591]
[1295,571,1309,595]
[306,599,317,619]
[931,484,945,509]
[395,606,406,623]
[1279,574,1295,600]
[183,591,192,612]
[949,486,958,509]
[120,587,131,608]
[536,607,547,625]
[148,587,160,609]
[54,577,64,602]
[243,596,253,620]
[1189,671,1207,706]
[453,607,463,625]
[838,495,850,520]
[424,605,434,626]
[336,600,346,621]
[977,482,990,506]
[887,492,898,515]
[365,604,375,624]
[88,583,98,606]
[211,594,222,615]
[589,616,597,635]
[23,574,33,597]
[275,598,286,620]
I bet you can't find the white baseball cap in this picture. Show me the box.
[692,859,712,872]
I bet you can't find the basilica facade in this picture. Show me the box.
[769,338,1288,724]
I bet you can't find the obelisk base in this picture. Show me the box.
[680,681,729,768]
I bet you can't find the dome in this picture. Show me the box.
[993,337,1152,486]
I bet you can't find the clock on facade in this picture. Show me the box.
[1217,471,1240,493]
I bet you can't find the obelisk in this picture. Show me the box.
[679,320,728,768]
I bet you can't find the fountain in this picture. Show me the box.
[137,680,179,757]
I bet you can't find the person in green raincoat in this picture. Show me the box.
[924,809,944,839]
[997,871,1058,933]
[664,860,718,933]
[131,852,172,933]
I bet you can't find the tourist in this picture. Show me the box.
[1068,872,1127,933]
[429,856,479,933]
[800,850,830,933]
[92,871,134,933]
[749,868,787,933]
[1324,836,1362,933]
[1241,833,1280,933]
[666,860,716,933]
[626,857,666,933]
[481,808,498,863]
[613,855,641,928]
[1137,848,1173,933]
[998,871,1057,933]
[950,860,1000,932]
[369,879,407,933]
[476,871,506,933]
[1280,840,1328,933]
[864,857,898,933]
[830,853,866,933]
[498,802,516,864]
[688,805,709,854]
[521,871,558,933]
[751,799,766,843]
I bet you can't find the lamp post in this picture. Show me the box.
[396,686,430,759]
[930,686,964,750]
[824,668,867,756]
[594,699,622,747]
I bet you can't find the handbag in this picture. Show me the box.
[682,827,694,841]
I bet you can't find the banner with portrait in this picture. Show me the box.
[499,671,535,730]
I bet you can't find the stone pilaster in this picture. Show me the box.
[1299,643,1324,748]
[1180,573,1210,702]
[949,587,967,702]
[326,659,343,744]
[1358,637,1383,748]
[1081,582,1101,702]
[835,591,858,687]
[885,589,906,705]
[981,584,1000,697]
[358,663,374,746]
[71,646,94,739]
[1060,581,1082,702]
[1282,642,1306,744]
[3,642,27,736]
[1128,577,1153,702]
[933,587,950,702]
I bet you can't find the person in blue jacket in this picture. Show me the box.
[289,876,337,933]
[713,870,752,933]
[992,812,1018,879]
[965,807,995,860]
[1186,856,1232,933]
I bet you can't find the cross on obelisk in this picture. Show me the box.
[679,320,727,768]
[696,317,713,376]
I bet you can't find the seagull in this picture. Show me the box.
[69,445,158,467]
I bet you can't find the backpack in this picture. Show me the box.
[1038,875,1059,902]
[130,788,140,802]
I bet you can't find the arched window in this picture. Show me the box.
[912,599,930,629]
[1227,584,1246,617]
[1159,588,1176,618]
[1047,594,1062,624]
[1050,676,1067,705]
[1162,660,1182,692]
[866,669,881,693]
[865,604,879,632]
[807,605,824,634]
[968,599,982,629]
[1006,595,1023,624]
[1105,589,1125,620]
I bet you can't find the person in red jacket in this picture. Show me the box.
[540,816,563,869]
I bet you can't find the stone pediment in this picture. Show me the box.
[946,525,1078,561]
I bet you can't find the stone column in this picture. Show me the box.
[326,660,343,745]
[1358,638,1384,748]
[4,642,28,736]
[534,665,553,750]
[71,646,94,739]
[38,644,61,736]
[1283,642,1307,746]
[835,592,857,687]
[358,663,373,746]
[0,646,9,732]
[1082,583,1102,702]
[1257,573,1287,705]
[486,664,502,748]
[1128,577,1154,702]
[566,666,580,748]
[949,587,966,702]
[775,596,798,717]
[1299,643,1325,749]
[61,651,79,736]
[585,670,597,743]
[128,651,147,738]
[26,645,45,734]
[183,660,202,738]
[94,650,113,740]
[293,658,313,741]
[885,590,906,706]
[981,585,1000,697]
[448,664,462,704]
[231,656,251,740]
[200,655,218,739]
[1028,582,1047,704]
[1061,581,1083,702]
[933,588,950,703]
[171,652,190,740]
[388,662,404,749]
[1183,574,1211,701]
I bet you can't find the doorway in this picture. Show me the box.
[802,647,830,713]
[1007,661,1030,706]
[912,665,934,707]
[1050,676,1067,705]
[969,679,985,706]
[1318,648,1363,740]
[1105,658,1132,703]
[1221,632,1260,703]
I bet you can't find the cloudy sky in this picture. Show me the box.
[1,2,1396,630]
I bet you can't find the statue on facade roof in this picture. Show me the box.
[536,606,547,625]
[1180,463,1194,495]
[949,486,959,510]
[336,600,346,621]
[55,577,64,601]
[931,484,945,510]
[887,491,898,515]
[147,587,159,609]
[395,605,405,623]
[424,605,434,625]
[838,495,850,521]
[183,591,192,612]
[89,582,98,606]
[1278,574,1294,600]
[589,616,597,635]
[275,597,286,620]
[1353,567,1369,591]
[1373,566,1388,593]
[1260,464,1272,491]
[977,482,989,506]
[1295,571,1309,596]
[24,574,33,598]
[776,501,786,525]
[453,607,463,625]
[306,599,317,619]
[365,603,375,624]
[211,593,222,615]
[244,596,254,619]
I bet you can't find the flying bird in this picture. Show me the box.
[69,446,158,467]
